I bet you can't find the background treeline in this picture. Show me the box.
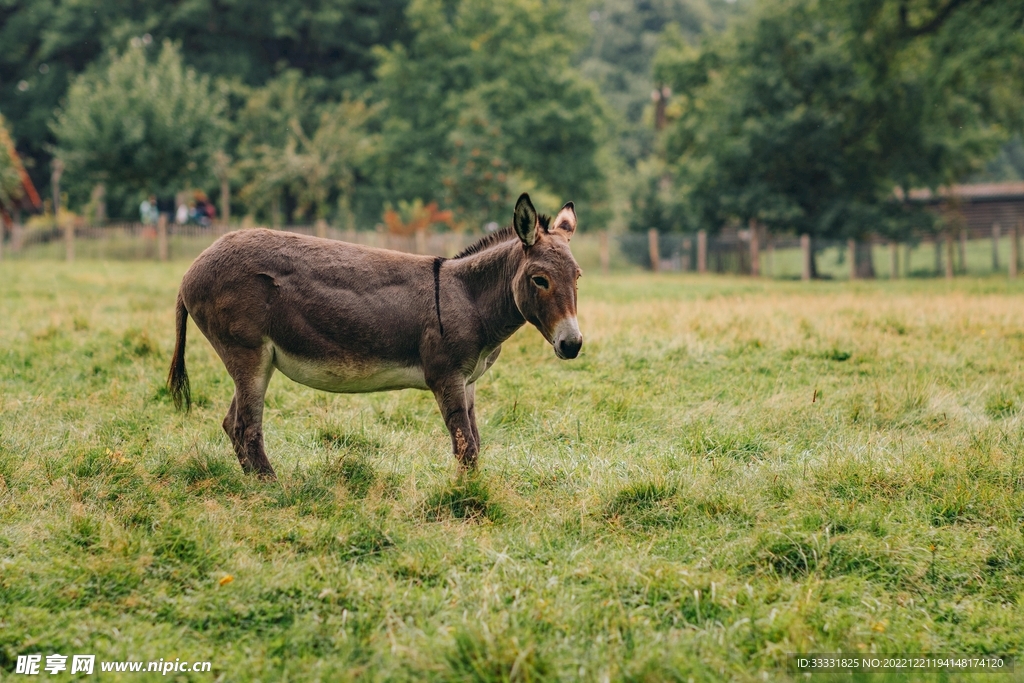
[1,0,1021,237]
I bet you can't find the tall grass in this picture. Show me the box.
[1,262,1023,681]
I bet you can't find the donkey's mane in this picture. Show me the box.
[452,215,551,260]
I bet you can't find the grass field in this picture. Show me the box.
[2,261,1024,682]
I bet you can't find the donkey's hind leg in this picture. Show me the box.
[222,394,238,449]
[223,345,276,478]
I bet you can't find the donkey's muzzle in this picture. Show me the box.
[557,337,582,359]
[552,317,583,360]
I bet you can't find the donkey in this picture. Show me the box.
[167,193,582,478]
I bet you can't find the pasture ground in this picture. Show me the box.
[1,262,1023,682]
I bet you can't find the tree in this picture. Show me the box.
[0,113,24,213]
[655,0,1023,274]
[441,96,514,230]
[1,0,411,193]
[52,41,227,218]
[233,72,378,224]
[372,0,610,228]
[577,0,731,166]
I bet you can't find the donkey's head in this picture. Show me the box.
[511,193,583,359]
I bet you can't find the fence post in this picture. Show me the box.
[316,219,328,239]
[697,230,707,274]
[933,238,942,276]
[889,242,899,279]
[992,222,1001,272]
[600,229,610,274]
[1011,222,1020,280]
[766,237,774,277]
[53,159,73,263]
[90,183,106,225]
[682,238,692,272]
[958,227,967,274]
[157,213,168,262]
[801,234,811,281]
[848,238,857,280]
[10,216,21,253]
[63,218,73,264]
[945,232,954,280]
[415,228,427,255]
[749,220,760,277]
[648,229,660,272]
[220,178,230,232]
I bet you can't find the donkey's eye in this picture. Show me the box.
[531,276,550,290]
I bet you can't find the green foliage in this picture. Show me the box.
[3,0,1022,235]
[0,0,410,187]
[0,112,25,212]
[52,41,227,208]
[372,0,609,227]
[233,71,378,224]
[627,156,689,232]
[655,0,1023,240]
[441,96,515,230]
[577,0,732,166]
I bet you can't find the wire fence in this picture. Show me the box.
[615,228,1024,279]
[4,221,1024,280]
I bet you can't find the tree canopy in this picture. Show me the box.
[370,0,610,227]
[51,41,227,217]
[0,113,27,213]
[652,0,1024,241]
[1,0,1020,233]
[0,0,409,183]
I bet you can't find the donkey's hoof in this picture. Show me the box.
[253,468,277,481]
[457,457,479,473]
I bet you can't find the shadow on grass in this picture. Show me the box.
[314,427,400,498]
[424,475,503,523]
[154,451,248,495]
[604,481,678,529]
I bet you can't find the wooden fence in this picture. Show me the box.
[4,219,1024,280]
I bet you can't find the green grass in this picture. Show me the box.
[2,262,1024,681]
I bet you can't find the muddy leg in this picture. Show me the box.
[466,382,481,447]
[430,375,478,470]
[223,346,276,478]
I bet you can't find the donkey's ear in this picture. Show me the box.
[513,193,538,247]
[552,201,577,240]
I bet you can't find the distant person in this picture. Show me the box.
[139,195,159,225]
[175,202,189,225]
[192,190,215,227]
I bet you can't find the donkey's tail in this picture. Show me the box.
[167,292,192,412]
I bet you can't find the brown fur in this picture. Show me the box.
[168,193,582,478]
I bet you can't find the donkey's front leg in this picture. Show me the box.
[466,382,481,448]
[429,375,478,470]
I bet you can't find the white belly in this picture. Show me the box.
[272,347,428,393]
